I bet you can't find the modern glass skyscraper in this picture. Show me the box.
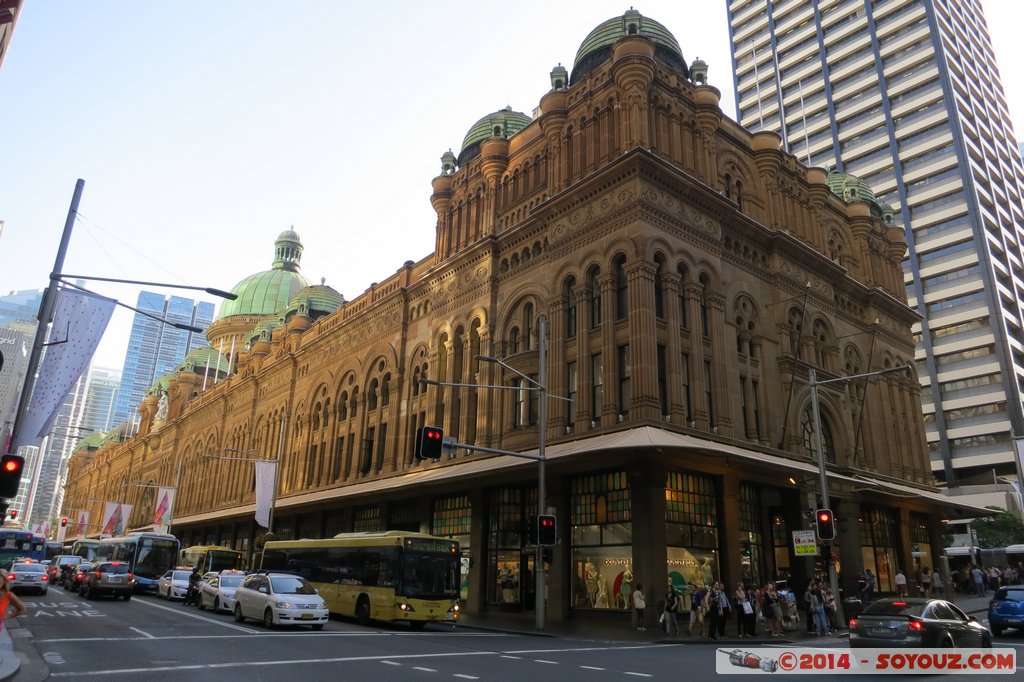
[111,292,214,428]
[727,0,1024,486]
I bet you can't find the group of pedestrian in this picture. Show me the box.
[655,580,790,640]
[954,563,1020,596]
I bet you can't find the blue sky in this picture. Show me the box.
[1,2,1022,369]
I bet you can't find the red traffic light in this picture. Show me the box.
[814,508,835,541]
[8,510,16,520]
[2,458,21,474]
[60,517,68,527]
[415,426,445,460]
[0,454,24,498]
[817,511,832,523]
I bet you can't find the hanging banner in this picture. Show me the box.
[152,487,175,534]
[74,510,89,539]
[254,460,277,529]
[117,504,133,536]
[100,502,120,537]
[13,288,116,448]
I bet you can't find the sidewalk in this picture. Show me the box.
[451,592,994,644]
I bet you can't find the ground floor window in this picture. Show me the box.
[771,512,791,579]
[665,471,718,593]
[389,501,420,532]
[860,506,899,593]
[353,505,381,532]
[487,487,536,607]
[909,513,934,592]
[739,483,765,586]
[571,470,632,610]
[433,495,472,602]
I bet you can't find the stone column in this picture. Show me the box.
[684,283,708,427]
[599,273,617,426]
[547,297,567,433]
[707,291,732,433]
[662,272,685,424]
[837,498,864,601]
[626,260,659,420]
[720,471,742,591]
[629,465,667,631]
[574,285,593,431]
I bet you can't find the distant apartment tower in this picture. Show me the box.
[727,0,1024,486]
[0,288,42,325]
[0,321,33,442]
[79,367,120,434]
[111,292,214,427]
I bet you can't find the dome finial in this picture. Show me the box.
[273,228,303,273]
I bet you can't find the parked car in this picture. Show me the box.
[232,571,328,630]
[199,570,245,613]
[988,585,1024,636]
[65,563,92,592]
[849,597,991,648]
[6,561,48,595]
[79,561,135,600]
[157,569,193,600]
[50,555,84,585]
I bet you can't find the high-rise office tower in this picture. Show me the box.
[0,288,42,326]
[727,0,1024,489]
[79,367,120,434]
[0,321,33,443]
[111,293,214,427]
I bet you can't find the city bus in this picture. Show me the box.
[67,538,103,562]
[261,531,461,628]
[0,530,45,565]
[45,541,63,561]
[179,545,242,574]
[97,533,180,592]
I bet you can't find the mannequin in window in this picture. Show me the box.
[701,557,714,587]
[585,559,599,606]
[595,573,609,608]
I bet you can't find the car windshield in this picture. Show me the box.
[172,571,192,581]
[58,557,80,566]
[75,564,92,572]
[864,600,926,617]
[220,576,242,588]
[270,576,316,595]
[14,564,45,573]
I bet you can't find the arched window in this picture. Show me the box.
[699,273,711,337]
[524,303,535,350]
[654,257,665,319]
[678,264,689,328]
[614,256,628,321]
[564,276,577,338]
[381,373,391,407]
[368,379,379,411]
[509,327,520,354]
[339,391,349,420]
[788,307,804,358]
[802,407,836,464]
[587,265,601,328]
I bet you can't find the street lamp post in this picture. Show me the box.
[808,363,910,623]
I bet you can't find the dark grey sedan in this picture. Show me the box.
[849,597,991,648]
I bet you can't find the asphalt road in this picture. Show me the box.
[8,585,1024,681]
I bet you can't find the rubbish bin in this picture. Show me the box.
[843,597,863,622]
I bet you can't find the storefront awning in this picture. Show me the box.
[169,425,992,527]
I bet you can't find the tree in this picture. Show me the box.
[973,507,1024,548]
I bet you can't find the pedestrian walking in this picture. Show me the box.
[633,583,646,631]
[932,566,945,598]
[895,569,907,597]
[864,569,876,602]
[762,583,781,637]
[662,588,679,635]
[736,583,757,638]
[920,567,932,598]
[704,582,723,640]
[972,565,986,596]
[688,583,706,637]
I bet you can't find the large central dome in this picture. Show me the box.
[217,229,312,320]
[571,9,686,85]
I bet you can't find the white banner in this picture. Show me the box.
[100,502,132,537]
[716,647,1015,675]
[75,510,89,539]
[13,288,115,448]
[152,486,175,533]
[56,522,67,544]
[254,460,277,529]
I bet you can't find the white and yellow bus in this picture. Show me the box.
[180,545,242,575]
[261,531,461,628]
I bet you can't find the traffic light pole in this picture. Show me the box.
[809,363,910,624]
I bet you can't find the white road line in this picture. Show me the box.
[128,627,154,639]
[453,675,479,679]
[534,660,558,664]
[580,666,605,670]
[130,598,260,634]
[381,661,401,666]
[500,655,521,659]
[36,631,504,644]
[623,673,652,678]
[411,667,436,672]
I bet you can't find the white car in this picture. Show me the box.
[157,569,193,600]
[6,560,48,595]
[199,570,245,613]
[233,572,328,630]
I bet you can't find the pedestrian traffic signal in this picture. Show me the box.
[60,517,68,527]
[0,454,24,498]
[537,514,557,546]
[815,508,835,541]
[415,426,444,460]
[8,509,16,520]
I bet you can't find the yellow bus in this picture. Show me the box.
[260,531,461,628]
[180,545,242,575]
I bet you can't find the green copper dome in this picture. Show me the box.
[457,106,533,166]
[825,168,894,224]
[571,9,686,84]
[246,314,284,348]
[176,346,228,375]
[218,229,312,320]
[73,432,106,453]
[285,280,345,321]
[148,373,175,396]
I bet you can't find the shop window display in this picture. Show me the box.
[571,471,632,610]
[433,495,472,602]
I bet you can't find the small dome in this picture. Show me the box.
[826,168,891,221]
[457,106,533,166]
[247,314,284,347]
[148,373,176,396]
[571,9,686,85]
[218,230,312,320]
[176,346,228,375]
[285,280,345,321]
[73,432,106,454]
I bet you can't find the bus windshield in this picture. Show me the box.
[134,538,179,581]
[401,550,460,600]
[207,550,241,573]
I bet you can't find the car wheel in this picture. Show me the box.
[356,597,371,626]
[213,598,220,612]
[234,604,245,623]
[312,624,324,631]
[263,608,275,629]
[85,585,94,600]
[124,593,132,602]
[992,625,1004,636]
[197,596,205,611]
[982,634,992,648]
[940,636,954,648]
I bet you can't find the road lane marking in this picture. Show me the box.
[534,660,558,664]
[36,631,506,643]
[381,661,401,666]
[129,627,154,638]
[580,666,605,670]
[411,667,436,672]
[453,675,479,679]
[130,596,259,633]
[624,674,652,678]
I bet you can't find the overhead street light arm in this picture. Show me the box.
[59,274,238,300]
[61,281,206,333]
[812,363,911,387]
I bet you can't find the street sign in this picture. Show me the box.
[792,529,818,556]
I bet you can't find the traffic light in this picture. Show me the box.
[415,426,444,460]
[60,517,68,527]
[8,510,16,520]
[0,454,24,498]
[815,508,835,541]
[537,514,557,546]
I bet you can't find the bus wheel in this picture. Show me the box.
[356,597,371,626]
[409,621,426,631]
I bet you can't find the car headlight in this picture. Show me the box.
[275,600,294,609]
[397,602,416,612]
[319,602,327,610]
